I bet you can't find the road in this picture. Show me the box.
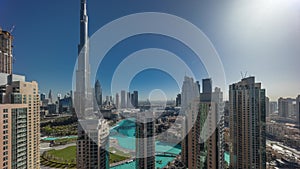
[40,142,76,154]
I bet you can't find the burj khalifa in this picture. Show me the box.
[75,0,110,168]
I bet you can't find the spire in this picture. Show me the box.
[79,0,88,50]
[76,0,93,119]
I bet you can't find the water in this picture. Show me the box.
[225,151,230,164]
[110,118,181,168]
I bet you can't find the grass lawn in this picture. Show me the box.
[109,147,131,164]
[41,145,131,168]
[47,146,76,162]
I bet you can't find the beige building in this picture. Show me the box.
[229,77,266,169]
[0,104,28,169]
[0,81,40,169]
[0,28,13,74]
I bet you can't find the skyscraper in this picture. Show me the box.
[181,76,200,168]
[266,97,270,117]
[0,28,13,74]
[229,77,266,169]
[269,101,277,115]
[296,95,300,129]
[121,90,126,108]
[75,0,109,168]
[199,84,225,169]
[0,80,41,169]
[127,92,132,108]
[136,111,155,169]
[0,104,28,169]
[175,93,181,107]
[95,80,102,107]
[278,97,295,118]
[48,89,53,104]
[115,93,119,109]
[132,91,138,108]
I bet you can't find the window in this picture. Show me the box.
[3,109,8,113]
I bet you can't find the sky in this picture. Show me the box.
[0,0,299,101]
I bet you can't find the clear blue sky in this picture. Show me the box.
[1,0,299,101]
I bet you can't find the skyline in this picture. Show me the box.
[1,0,299,101]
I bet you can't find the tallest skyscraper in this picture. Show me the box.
[75,0,92,119]
[75,0,110,168]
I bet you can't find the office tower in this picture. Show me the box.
[95,80,102,106]
[0,28,13,74]
[296,95,300,129]
[269,101,277,115]
[40,93,46,101]
[136,111,155,169]
[59,94,73,114]
[127,92,132,108]
[131,93,134,107]
[115,93,119,109]
[121,90,126,108]
[198,80,225,169]
[0,104,28,169]
[266,97,270,117]
[75,0,109,168]
[181,76,200,168]
[48,89,53,104]
[132,90,138,108]
[175,93,181,106]
[0,80,40,169]
[229,77,266,169]
[202,78,212,93]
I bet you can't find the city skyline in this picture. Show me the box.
[1,1,300,169]
[0,0,299,101]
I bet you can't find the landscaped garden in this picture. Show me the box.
[41,145,131,168]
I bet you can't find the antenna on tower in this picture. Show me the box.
[240,71,248,79]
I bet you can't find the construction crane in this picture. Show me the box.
[9,25,15,33]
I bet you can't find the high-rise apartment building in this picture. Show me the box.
[136,111,155,169]
[0,80,40,169]
[0,28,13,74]
[278,97,294,118]
[181,77,225,169]
[77,119,110,168]
[0,104,28,169]
[269,101,277,115]
[266,97,270,117]
[181,76,200,168]
[229,77,266,169]
[199,85,225,169]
